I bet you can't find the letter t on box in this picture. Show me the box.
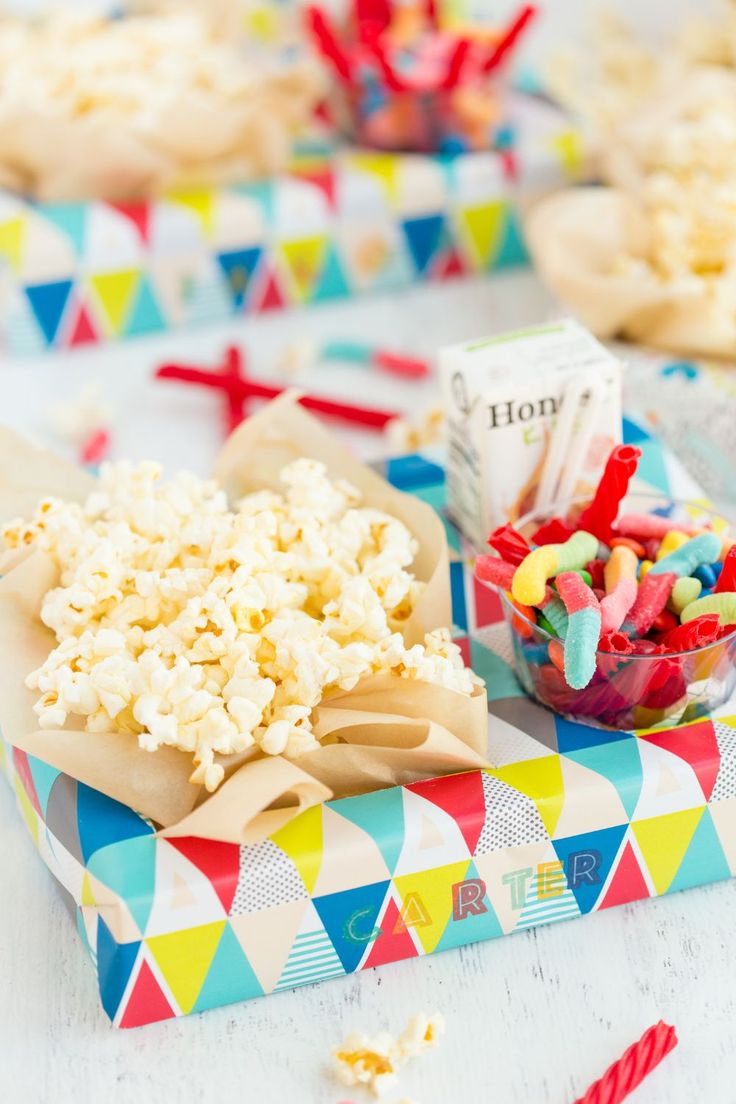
[438,319,623,550]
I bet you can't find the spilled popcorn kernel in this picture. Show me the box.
[333,1013,444,1097]
[11,461,481,790]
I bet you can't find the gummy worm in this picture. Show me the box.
[512,530,598,606]
[555,572,601,689]
[649,531,722,578]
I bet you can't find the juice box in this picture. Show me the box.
[439,319,622,550]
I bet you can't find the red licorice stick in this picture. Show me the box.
[573,1021,678,1104]
[372,350,431,379]
[661,614,722,651]
[156,361,399,430]
[365,38,408,91]
[306,6,356,87]
[441,37,471,90]
[531,517,574,545]
[79,428,110,466]
[487,523,531,566]
[715,545,736,592]
[481,3,537,73]
[622,572,676,636]
[576,444,642,542]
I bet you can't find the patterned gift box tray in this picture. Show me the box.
[6,419,731,1029]
[0,95,581,355]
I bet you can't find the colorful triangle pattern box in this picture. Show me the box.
[0,95,583,354]
[7,423,728,1029]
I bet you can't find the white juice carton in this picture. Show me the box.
[439,319,623,550]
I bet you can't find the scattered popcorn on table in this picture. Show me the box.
[384,407,445,454]
[8,460,480,790]
[333,1013,444,1097]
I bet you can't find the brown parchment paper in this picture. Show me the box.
[524,186,736,357]
[0,395,489,843]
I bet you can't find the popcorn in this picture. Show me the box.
[0,10,322,200]
[333,1013,444,1097]
[15,459,481,790]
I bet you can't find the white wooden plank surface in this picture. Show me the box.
[2,271,736,1103]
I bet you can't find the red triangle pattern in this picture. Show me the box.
[252,266,286,312]
[118,958,176,1028]
[107,201,151,245]
[168,837,240,913]
[363,897,419,968]
[11,748,42,816]
[406,769,486,853]
[295,168,337,210]
[599,842,650,910]
[68,300,98,346]
[433,247,466,280]
[639,720,720,802]
[473,575,504,628]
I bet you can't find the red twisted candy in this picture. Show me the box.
[651,608,678,634]
[715,544,736,593]
[622,573,677,636]
[487,523,531,566]
[599,631,634,655]
[661,614,722,651]
[530,517,574,545]
[576,444,642,542]
[573,1021,677,1104]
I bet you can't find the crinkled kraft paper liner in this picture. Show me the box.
[0,393,488,843]
[525,186,736,358]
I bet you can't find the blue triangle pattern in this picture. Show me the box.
[39,202,87,256]
[335,787,405,875]
[552,824,628,914]
[96,916,141,1022]
[125,276,165,335]
[25,280,73,344]
[311,246,351,302]
[433,859,504,951]
[669,808,731,893]
[216,247,262,308]
[494,209,529,268]
[566,739,643,819]
[402,214,445,274]
[77,782,153,864]
[193,922,263,1011]
[313,881,390,973]
[87,836,157,935]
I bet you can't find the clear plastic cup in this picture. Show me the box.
[491,493,736,730]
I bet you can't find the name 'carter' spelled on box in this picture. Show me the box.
[439,320,623,550]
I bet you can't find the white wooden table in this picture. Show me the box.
[2,271,736,1104]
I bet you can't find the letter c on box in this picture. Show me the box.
[344,907,381,945]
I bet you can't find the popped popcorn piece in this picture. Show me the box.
[384,406,444,454]
[333,1013,443,1097]
[17,459,481,789]
[334,1031,401,1097]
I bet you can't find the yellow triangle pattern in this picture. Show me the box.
[81,872,95,907]
[89,269,140,336]
[0,217,25,272]
[270,804,323,894]
[488,756,564,837]
[632,807,705,894]
[459,201,505,268]
[166,188,216,238]
[147,920,226,1014]
[13,776,38,847]
[550,129,583,177]
[393,860,470,953]
[347,153,399,205]
[279,236,328,302]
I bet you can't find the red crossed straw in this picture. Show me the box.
[155,346,401,436]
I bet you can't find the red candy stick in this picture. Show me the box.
[487,523,531,566]
[715,545,736,593]
[577,444,642,542]
[530,517,574,545]
[156,348,399,434]
[573,1020,678,1104]
[599,630,634,655]
[661,614,722,651]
